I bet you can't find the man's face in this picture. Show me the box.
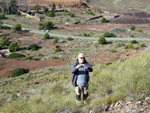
[78,55,84,64]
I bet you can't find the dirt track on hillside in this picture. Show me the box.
[0,58,70,78]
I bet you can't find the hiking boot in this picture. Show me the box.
[83,93,88,100]
[76,94,81,101]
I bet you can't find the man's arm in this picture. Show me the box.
[71,63,78,74]
[86,62,93,72]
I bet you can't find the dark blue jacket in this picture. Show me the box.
[71,59,93,87]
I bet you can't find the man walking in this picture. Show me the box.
[71,53,93,103]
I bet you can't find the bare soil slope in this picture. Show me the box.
[0,58,70,78]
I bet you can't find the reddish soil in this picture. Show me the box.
[0,58,70,78]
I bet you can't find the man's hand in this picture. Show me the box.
[76,64,82,69]
[84,66,89,69]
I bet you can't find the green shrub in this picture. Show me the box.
[53,37,59,44]
[11,68,28,77]
[131,40,138,44]
[0,36,9,48]
[55,48,62,52]
[138,29,143,32]
[103,32,116,37]
[67,37,74,41]
[106,62,112,66]
[124,44,134,49]
[101,17,107,23]
[98,36,107,45]
[140,44,146,48]
[130,25,136,30]
[44,33,50,40]
[111,49,116,53]
[15,24,22,31]
[27,44,39,51]
[7,53,25,59]
[8,42,19,52]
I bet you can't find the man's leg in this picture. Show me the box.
[83,85,88,100]
[75,86,81,101]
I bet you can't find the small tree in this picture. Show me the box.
[130,25,136,30]
[45,21,54,30]
[0,36,9,48]
[15,24,22,31]
[52,3,56,11]
[98,36,107,45]
[44,33,50,39]
[11,68,28,77]
[8,42,19,52]
[101,17,107,23]
[8,0,18,14]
